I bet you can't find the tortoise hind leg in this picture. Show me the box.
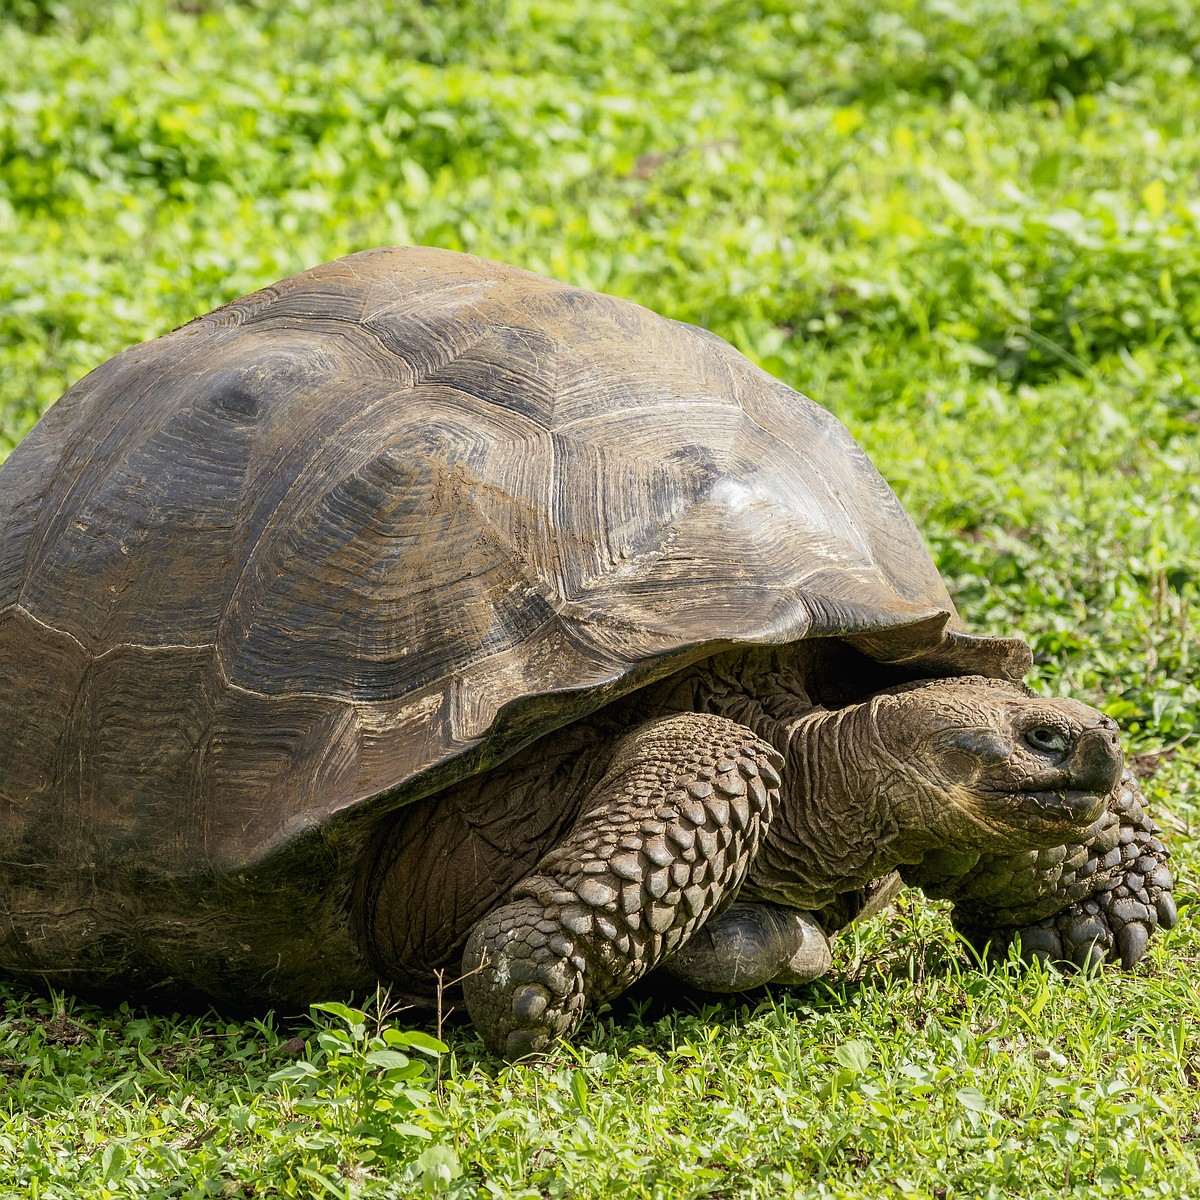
[461,713,783,1058]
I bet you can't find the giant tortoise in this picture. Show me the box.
[0,247,1175,1057]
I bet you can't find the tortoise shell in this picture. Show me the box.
[0,247,1028,1000]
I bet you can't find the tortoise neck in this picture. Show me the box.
[743,698,935,909]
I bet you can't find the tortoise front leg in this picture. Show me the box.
[915,772,1176,970]
[461,713,782,1058]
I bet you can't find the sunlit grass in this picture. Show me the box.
[1,1,1197,1196]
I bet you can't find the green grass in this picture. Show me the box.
[1,1,1198,1196]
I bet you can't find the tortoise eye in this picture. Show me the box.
[1026,726,1068,753]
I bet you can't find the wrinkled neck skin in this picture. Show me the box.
[662,653,938,911]
[736,699,944,912]
[648,650,996,913]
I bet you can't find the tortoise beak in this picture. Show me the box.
[1066,725,1123,796]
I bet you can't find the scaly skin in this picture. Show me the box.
[461,713,782,1058]
[928,771,1177,968]
[662,902,832,991]
[371,667,1176,1058]
[740,677,1175,986]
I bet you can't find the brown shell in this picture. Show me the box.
[0,247,1028,999]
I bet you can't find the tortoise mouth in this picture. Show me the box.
[1003,785,1108,833]
[968,779,1109,841]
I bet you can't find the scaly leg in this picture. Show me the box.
[934,772,1176,969]
[461,713,783,1058]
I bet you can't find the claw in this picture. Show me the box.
[1016,925,1063,963]
[1063,914,1105,954]
[1116,921,1150,969]
[512,983,550,1021]
[1157,893,1178,930]
[504,1028,542,1060]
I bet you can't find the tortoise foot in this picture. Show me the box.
[664,902,831,991]
[974,782,1176,972]
[461,713,783,1058]
[462,898,587,1059]
[1012,806,1171,964]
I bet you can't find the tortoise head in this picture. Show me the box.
[866,676,1122,848]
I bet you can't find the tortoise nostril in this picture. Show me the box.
[1071,727,1123,792]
